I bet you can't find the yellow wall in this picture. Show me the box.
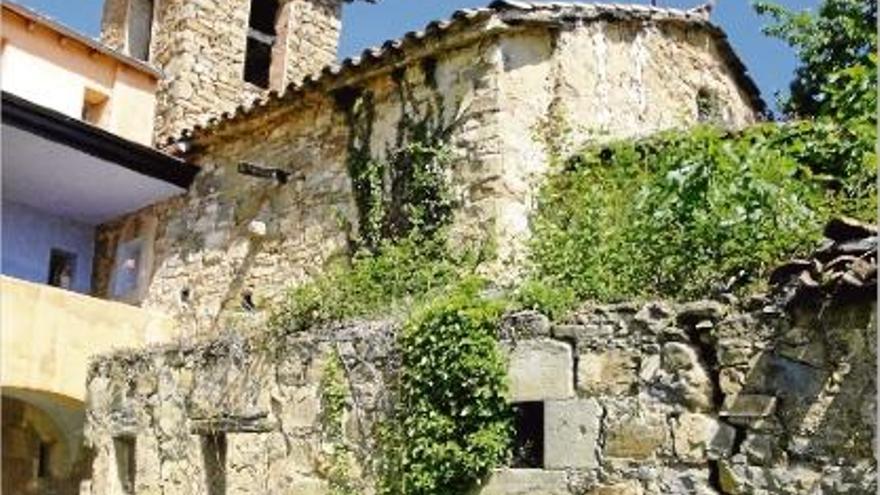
[0,5,158,145]
[0,276,175,402]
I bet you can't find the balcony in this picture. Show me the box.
[1,275,175,402]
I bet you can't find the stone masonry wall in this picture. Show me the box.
[100,0,343,143]
[93,14,761,336]
[83,253,877,494]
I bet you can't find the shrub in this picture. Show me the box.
[380,280,511,495]
[512,279,577,321]
[528,121,876,302]
[268,234,479,333]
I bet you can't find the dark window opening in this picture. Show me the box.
[244,0,280,89]
[696,88,724,124]
[114,436,136,494]
[248,0,279,36]
[511,402,544,468]
[127,0,154,61]
[201,433,227,495]
[244,36,272,89]
[37,442,51,478]
[241,288,256,312]
[47,249,76,290]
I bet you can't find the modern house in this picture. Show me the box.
[0,3,197,493]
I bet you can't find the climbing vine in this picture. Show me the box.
[339,79,459,253]
[273,67,512,495]
[319,351,357,495]
[378,281,511,495]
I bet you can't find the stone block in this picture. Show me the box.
[507,339,574,401]
[660,342,714,411]
[676,300,727,323]
[279,386,320,428]
[720,394,777,418]
[502,310,551,338]
[633,302,675,333]
[604,409,668,460]
[672,413,736,463]
[588,481,644,495]
[544,399,601,469]
[577,350,638,396]
[479,469,569,495]
[741,433,779,465]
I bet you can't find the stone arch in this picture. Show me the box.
[2,387,89,495]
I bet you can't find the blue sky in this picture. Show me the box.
[16,0,819,112]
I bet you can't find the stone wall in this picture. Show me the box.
[83,321,398,495]
[100,0,343,142]
[83,233,877,494]
[94,7,762,336]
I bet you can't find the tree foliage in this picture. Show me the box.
[754,0,877,119]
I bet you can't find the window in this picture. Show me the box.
[47,249,76,290]
[201,433,227,495]
[511,402,544,468]
[128,0,154,61]
[696,87,724,124]
[113,436,136,494]
[244,0,280,88]
[111,238,144,301]
[82,88,109,126]
[37,442,51,479]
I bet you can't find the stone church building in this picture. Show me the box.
[93,0,763,337]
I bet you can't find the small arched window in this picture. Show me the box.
[696,87,725,125]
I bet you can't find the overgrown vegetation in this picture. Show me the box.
[378,281,511,495]
[275,81,512,495]
[319,352,357,495]
[527,120,876,305]
[519,0,878,310]
[268,235,480,332]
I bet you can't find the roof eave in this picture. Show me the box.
[2,91,199,189]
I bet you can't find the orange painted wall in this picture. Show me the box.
[0,5,158,145]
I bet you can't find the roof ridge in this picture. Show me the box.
[169,0,763,146]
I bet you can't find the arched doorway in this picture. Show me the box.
[2,388,90,495]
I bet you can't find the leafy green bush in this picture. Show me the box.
[512,279,577,321]
[528,121,876,302]
[268,235,480,333]
[379,280,511,495]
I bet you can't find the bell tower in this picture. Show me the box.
[100,0,345,143]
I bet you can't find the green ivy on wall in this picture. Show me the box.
[319,351,357,495]
[339,82,458,253]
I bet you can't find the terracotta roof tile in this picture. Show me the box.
[171,0,765,145]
